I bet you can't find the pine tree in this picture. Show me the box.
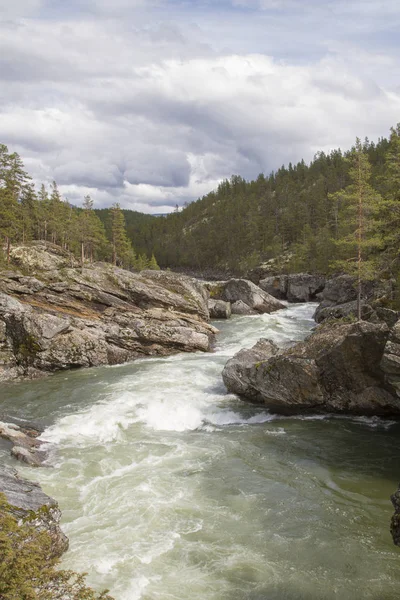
[330,138,383,320]
[148,253,160,270]
[110,203,134,267]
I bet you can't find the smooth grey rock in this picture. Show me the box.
[0,245,218,382]
[0,464,68,558]
[221,279,286,314]
[286,273,325,302]
[208,299,231,319]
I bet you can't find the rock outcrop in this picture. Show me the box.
[223,321,400,415]
[0,243,218,382]
[0,464,68,558]
[259,273,325,302]
[207,278,285,315]
[381,318,400,398]
[208,299,232,319]
[314,274,396,323]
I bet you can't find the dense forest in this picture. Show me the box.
[126,125,400,283]
[1,125,399,287]
[0,144,159,271]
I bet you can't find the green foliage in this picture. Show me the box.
[0,493,114,600]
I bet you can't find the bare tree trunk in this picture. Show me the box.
[357,159,363,322]
[6,237,10,264]
[81,241,85,273]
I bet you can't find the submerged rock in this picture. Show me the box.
[0,464,68,558]
[223,321,400,416]
[0,245,219,382]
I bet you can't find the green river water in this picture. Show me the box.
[1,303,400,600]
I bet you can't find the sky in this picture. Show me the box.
[1,0,400,213]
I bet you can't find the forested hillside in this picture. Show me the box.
[1,125,399,286]
[129,126,399,284]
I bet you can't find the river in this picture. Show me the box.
[1,303,400,599]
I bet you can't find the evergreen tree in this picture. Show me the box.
[330,139,383,319]
[110,203,134,267]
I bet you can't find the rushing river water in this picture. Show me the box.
[2,303,400,600]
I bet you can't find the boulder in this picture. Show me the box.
[259,273,325,302]
[208,299,231,319]
[221,279,285,314]
[222,339,279,398]
[286,273,325,302]
[258,276,287,299]
[0,464,68,558]
[223,321,400,416]
[231,300,258,315]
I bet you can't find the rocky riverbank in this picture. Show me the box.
[0,243,220,382]
[0,463,68,558]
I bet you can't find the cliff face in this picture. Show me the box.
[0,243,217,382]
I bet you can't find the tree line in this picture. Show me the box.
[124,125,399,291]
[0,144,159,271]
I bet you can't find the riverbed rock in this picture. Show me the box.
[220,279,286,314]
[208,299,232,319]
[259,274,325,303]
[0,421,48,466]
[0,244,218,382]
[222,339,279,398]
[223,321,400,415]
[0,464,68,558]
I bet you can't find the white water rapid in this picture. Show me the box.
[2,303,400,600]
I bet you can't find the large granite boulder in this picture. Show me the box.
[223,321,400,415]
[0,245,218,382]
[0,464,68,558]
[259,274,325,302]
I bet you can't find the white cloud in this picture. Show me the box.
[0,1,399,213]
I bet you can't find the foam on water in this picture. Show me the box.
[19,302,400,600]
